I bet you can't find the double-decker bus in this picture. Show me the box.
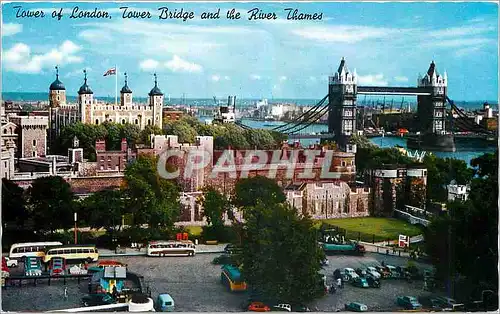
[220,264,247,292]
[43,245,99,263]
[146,240,196,257]
[9,242,63,260]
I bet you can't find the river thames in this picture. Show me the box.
[238,118,496,166]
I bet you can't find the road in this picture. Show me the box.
[1,252,433,312]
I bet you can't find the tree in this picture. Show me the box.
[139,124,163,144]
[233,176,286,212]
[103,122,123,150]
[81,189,128,234]
[163,120,198,143]
[201,187,230,229]
[245,129,277,149]
[121,123,141,146]
[58,122,107,161]
[425,151,498,300]
[2,179,28,227]
[124,155,181,230]
[28,176,76,233]
[241,202,325,304]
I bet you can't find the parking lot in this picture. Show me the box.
[2,252,433,312]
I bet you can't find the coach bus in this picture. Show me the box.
[9,242,63,260]
[43,245,99,263]
[221,264,247,292]
[147,240,196,257]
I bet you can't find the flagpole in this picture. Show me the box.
[115,65,118,106]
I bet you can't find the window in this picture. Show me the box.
[95,119,99,125]
[32,151,36,157]
[147,119,151,125]
[122,119,126,124]
[135,119,138,125]
[3,129,6,134]
[33,140,37,146]
[63,249,70,254]
[71,249,77,254]
[341,161,346,167]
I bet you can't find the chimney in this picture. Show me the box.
[95,139,106,152]
[121,138,128,152]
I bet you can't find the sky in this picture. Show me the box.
[1,2,498,101]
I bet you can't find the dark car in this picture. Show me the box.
[291,304,310,312]
[81,293,116,307]
[366,275,381,288]
[355,268,367,277]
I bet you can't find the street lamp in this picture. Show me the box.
[74,212,78,244]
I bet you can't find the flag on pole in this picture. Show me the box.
[103,68,116,76]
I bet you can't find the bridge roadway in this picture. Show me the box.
[357,86,432,96]
[286,132,496,140]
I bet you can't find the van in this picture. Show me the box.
[157,293,175,312]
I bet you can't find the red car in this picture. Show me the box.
[248,302,271,312]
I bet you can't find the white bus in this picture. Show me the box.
[43,245,99,263]
[9,242,63,260]
[147,240,196,257]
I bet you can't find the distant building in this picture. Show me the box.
[284,181,370,219]
[162,109,184,122]
[9,115,48,158]
[95,138,137,173]
[447,184,470,202]
[370,164,427,216]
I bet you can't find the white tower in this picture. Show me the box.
[78,69,93,123]
[148,73,164,129]
[120,72,133,106]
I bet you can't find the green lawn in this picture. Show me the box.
[314,217,424,242]
[185,226,203,237]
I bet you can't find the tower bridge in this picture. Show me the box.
[256,57,495,152]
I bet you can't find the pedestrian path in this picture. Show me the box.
[99,244,226,257]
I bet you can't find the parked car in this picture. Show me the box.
[366,275,381,288]
[355,268,367,277]
[385,265,399,278]
[432,296,465,311]
[396,296,422,310]
[88,260,126,273]
[343,268,359,282]
[375,265,390,278]
[333,269,342,280]
[156,293,175,312]
[365,267,381,279]
[248,302,271,312]
[351,277,369,288]
[418,296,447,311]
[49,257,66,276]
[81,293,116,307]
[271,304,291,312]
[344,302,368,312]
[4,257,18,268]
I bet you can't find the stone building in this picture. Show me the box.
[46,68,165,152]
[284,181,370,219]
[9,115,48,158]
[95,138,137,173]
[1,144,15,179]
[371,164,427,216]
[163,109,184,122]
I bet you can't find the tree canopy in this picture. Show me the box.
[241,201,325,305]
[124,154,181,229]
[28,176,76,233]
[425,151,498,300]
[233,176,287,212]
[2,178,28,227]
[81,189,128,234]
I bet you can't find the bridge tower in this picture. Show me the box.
[328,58,357,152]
[412,61,455,151]
[417,61,448,134]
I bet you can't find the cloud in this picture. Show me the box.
[211,75,220,82]
[79,29,112,41]
[292,25,402,43]
[2,23,23,37]
[430,38,495,48]
[250,74,261,80]
[358,74,388,86]
[165,55,202,73]
[279,76,287,81]
[64,67,93,78]
[3,40,82,74]
[428,25,495,38]
[224,76,230,81]
[455,46,481,57]
[139,59,160,71]
[394,76,409,82]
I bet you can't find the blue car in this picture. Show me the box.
[397,296,422,310]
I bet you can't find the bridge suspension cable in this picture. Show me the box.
[272,94,329,131]
[446,97,493,135]
[277,101,329,134]
[288,103,330,134]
